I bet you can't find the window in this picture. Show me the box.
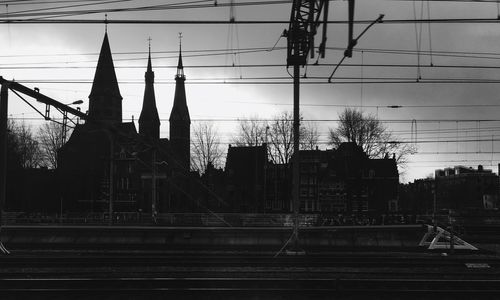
[119,148,126,159]
[120,177,130,190]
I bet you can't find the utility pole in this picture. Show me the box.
[286,0,328,252]
[292,50,301,250]
[0,83,9,254]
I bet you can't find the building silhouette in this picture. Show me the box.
[298,143,398,214]
[139,42,160,142]
[169,44,191,171]
[225,144,267,213]
[57,32,193,215]
[6,33,400,218]
[400,165,500,213]
[210,143,399,215]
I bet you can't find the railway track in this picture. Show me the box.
[0,277,499,299]
[0,252,499,266]
[0,252,498,298]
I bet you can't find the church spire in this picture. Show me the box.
[146,37,152,73]
[176,33,185,79]
[88,32,122,124]
[139,37,160,141]
[170,33,191,170]
[170,33,190,123]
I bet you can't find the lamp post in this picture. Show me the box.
[59,100,85,222]
[66,100,84,106]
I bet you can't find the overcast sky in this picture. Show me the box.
[2,0,500,182]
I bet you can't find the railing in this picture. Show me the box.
[2,212,423,227]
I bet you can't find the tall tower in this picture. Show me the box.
[169,36,191,171]
[139,40,160,141]
[88,32,122,124]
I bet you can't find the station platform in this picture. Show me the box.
[0,224,437,252]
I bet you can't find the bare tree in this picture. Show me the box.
[328,108,415,165]
[232,117,268,147]
[267,111,295,164]
[6,119,22,169]
[300,122,319,151]
[191,122,225,174]
[233,112,320,164]
[38,122,70,169]
[8,119,42,169]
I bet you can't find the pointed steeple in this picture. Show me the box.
[139,38,160,141]
[88,32,122,124]
[170,35,190,123]
[176,42,184,79]
[169,34,191,170]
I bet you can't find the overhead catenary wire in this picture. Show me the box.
[5,17,500,24]
[9,116,500,123]
[0,0,291,19]
[1,0,137,18]
[4,63,500,70]
[4,45,500,70]
[3,45,500,60]
[2,0,500,20]
[11,78,500,85]
[3,0,500,5]
[413,0,423,80]
[426,0,434,66]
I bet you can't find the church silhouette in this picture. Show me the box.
[58,32,194,216]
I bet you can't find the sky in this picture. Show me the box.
[2,0,500,182]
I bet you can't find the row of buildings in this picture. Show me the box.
[5,32,401,216]
[8,32,500,217]
[221,143,399,214]
[399,165,500,213]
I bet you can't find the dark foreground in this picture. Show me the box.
[0,250,499,299]
[0,224,498,299]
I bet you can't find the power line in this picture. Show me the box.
[343,47,500,61]
[11,79,500,85]
[406,159,500,164]
[3,17,500,24]
[8,116,500,123]
[2,0,500,21]
[0,47,286,66]
[236,102,500,108]
[14,75,500,81]
[3,45,500,60]
[412,151,500,154]
[2,0,500,4]
[0,1,290,19]
[0,46,286,58]
[4,63,500,70]
[0,1,109,5]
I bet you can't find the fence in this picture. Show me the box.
[2,211,423,227]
